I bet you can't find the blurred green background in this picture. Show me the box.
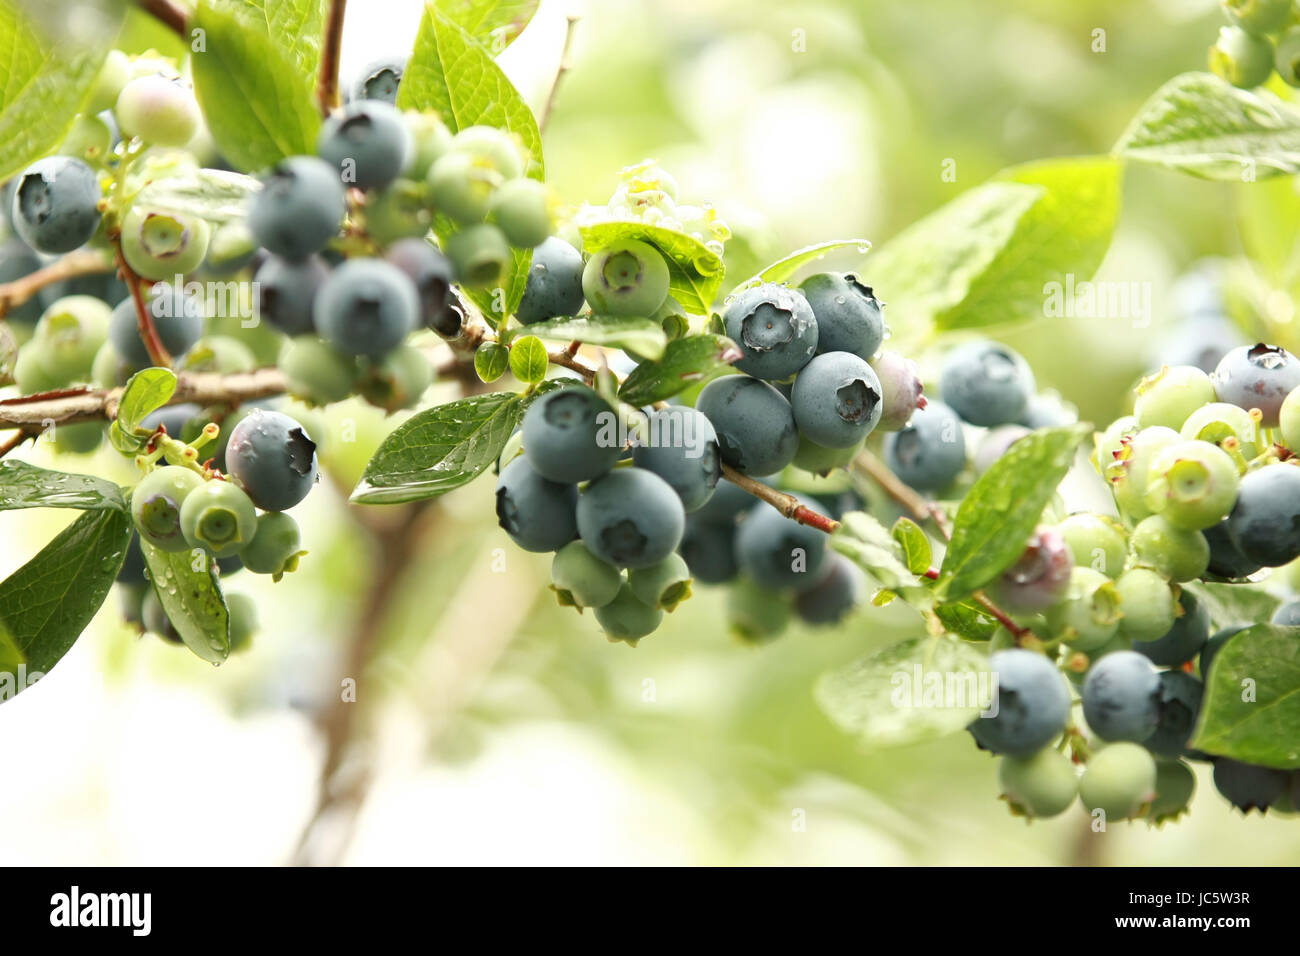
[2,0,1299,865]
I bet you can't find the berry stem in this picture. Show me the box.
[317,0,348,116]
[540,15,582,133]
[720,463,841,533]
[115,246,173,368]
[0,250,114,320]
[139,0,190,36]
[0,429,30,459]
[854,448,953,539]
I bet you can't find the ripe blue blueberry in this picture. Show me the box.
[1212,343,1300,427]
[631,407,721,512]
[317,100,412,192]
[1019,392,1078,429]
[255,254,328,336]
[116,533,148,586]
[882,399,966,491]
[1273,600,1300,625]
[1203,518,1263,578]
[798,273,884,360]
[248,157,345,261]
[225,409,319,512]
[692,478,756,527]
[793,554,862,626]
[1143,670,1204,759]
[141,401,201,441]
[734,496,830,590]
[386,239,458,336]
[968,649,1071,757]
[678,516,740,584]
[939,340,1035,427]
[722,283,818,381]
[790,351,883,449]
[351,56,406,104]
[1212,758,1288,813]
[1135,588,1210,666]
[0,238,46,322]
[314,258,419,357]
[695,375,799,476]
[521,386,622,484]
[11,157,102,254]
[987,526,1073,615]
[495,455,578,552]
[972,424,1030,475]
[1224,463,1300,567]
[109,283,204,367]
[577,468,686,569]
[1082,650,1162,743]
[516,236,586,325]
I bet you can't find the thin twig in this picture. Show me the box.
[139,0,190,36]
[720,464,839,533]
[0,251,113,320]
[547,348,597,380]
[115,248,171,368]
[540,15,581,133]
[0,429,29,458]
[317,0,348,116]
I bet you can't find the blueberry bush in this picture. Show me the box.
[0,0,1298,850]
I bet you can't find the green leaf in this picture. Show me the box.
[617,334,742,406]
[1115,72,1300,181]
[1183,581,1282,631]
[397,3,544,174]
[891,517,932,575]
[0,0,111,181]
[523,314,667,360]
[1191,624,1300,769]
[0,460,127,512]
[474,342,510,382]
[937,423,1091,601]
[0,508,133,698]
[0,621,21,674]
[934,600,1000,642]
[133,167,262,225]
[352,391,526,504]
[191,0,324,173]
[737,238,872,290]
[579,221,725,315]
[117,368,179,434]
[832,511,933,609]
[815,634,992,751]
[140,540,230,664]
[436,0,540,52]
[508,334,548,384]
[870,157,1119,336]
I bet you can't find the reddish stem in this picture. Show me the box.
[317,0,348,115]
[115,249,172,368]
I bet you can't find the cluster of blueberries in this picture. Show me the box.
[958,339,1300,822]
[1208,0,1300,88]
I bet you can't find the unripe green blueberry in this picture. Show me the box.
[1210,26,1275,88]
[239,511,302,577]
[1280,385,1300,451]
[582,239,670,317]
[179,335,256,375]
[1078,742,1158,822]
[31,294,110,385]
[142,587,181,643]
[1095,414,1139,474]
[428,150,500,224]
[1276,26,1300,85]
[280,336,359,405]
[1142,439,1240,531]
[445,223,510,288]
[13,342,61,394]
[1046,566,1122,651]
[88,49,131,114]
[202,222,259,276]
[121,206,212,281]
[488,178,554,248]
[792,433,864,475]
[1149,760,1197,825]
[114,73,201,146]
[551,540,622,610]
[1114,567,1179,642]
[226,592,259,652]
[998,747,1079,819]
[132,465,204,552]
[1109,426,1181,523]
[365,179,433,246]
[1223,0,1293,36]
[1134,365,1217,431]
[1059,512,1127,579]
[1180,401,1262,462]
[357,344,433,412]
[179,480,257,558]
[51,420,105,455]
[91,341,134,387]
[1129,514,1210,581]
[593,581,663,646]
[728,575,792,644]
[403,111,453,180]
[60,114,113,162]
[447,125,525,180]
[628,552,693,612]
